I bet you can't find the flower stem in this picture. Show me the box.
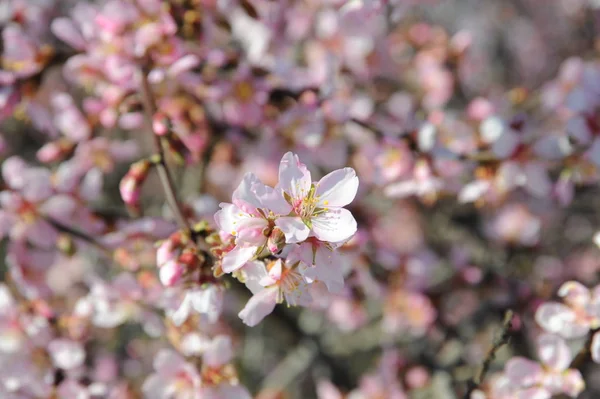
[138,67,192,236]
[464,309,514,398]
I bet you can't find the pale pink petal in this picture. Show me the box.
[236,217,269,246]
[315,167,359,207]
[316,380,343,399]
[168,54,201,77]
[22,169,53,202]
[190,286,223,323]
[232,173,263,213]
[241,261,271,294]
[25,220,59,249]
[458,180,490,203]
[51,18,86,50]
[48,339,85,370]
[222,246,257,273]
[278,152,312,201]
[238,287,278,326]
[252,182,292,215]
[214,203,250,236]
[515,387,551,399]
[505,357,543,386]
[311,208,357,243]
[203,335,233,367]
[304,263,344,293]
[153,349,185,374]
[266,259,283,282]
[524,161,552,197]
[560,369,585,397]
[558,281,591,308]
[171,294,192,326]
[535,302,588,338]
[537,334,571,372]
[275,216,310,243]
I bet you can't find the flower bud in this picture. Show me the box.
[152,111,169,136]
[36,139,75,163]
[119,159,151,210]
[267,227,286,255]
[156,239,176,267]
[159,259,186,287]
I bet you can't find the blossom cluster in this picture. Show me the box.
[214,152,358,326]
[4,0,600,398]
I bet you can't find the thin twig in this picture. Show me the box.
[138,68,193,236]
[45,217,113,258]
[464,310,514,398]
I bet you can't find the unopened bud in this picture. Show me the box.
[156,239,176,267]
[152,111,170,136]
[179,248,200,269]
[37,139,75,163]
[159,259,186,287]
[267,227,286,255]
[119,159,152,210]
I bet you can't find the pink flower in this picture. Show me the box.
[498,334,584,398]
[276,152,359,244]
[238,259,311,326]
[535,281,600,338]
[214,173,292,273]
[143,350,203,399]
[171,285,224,326]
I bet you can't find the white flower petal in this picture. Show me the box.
[315,167,359,208]
[311,208,357,243]
[238,287,278,327]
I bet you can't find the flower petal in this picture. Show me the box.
[278,152,312,201]
[537,334,571,372]
[275,216,310,243]
[315,167,359,207]
[214,203,250,236]
[535,302,588,338]
[238,287,278,326]
[311,208,357,243]
[505,357,543,387]
[558,281,591,308]
[222,246,257,273]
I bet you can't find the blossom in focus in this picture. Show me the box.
[214,173,293,273]
[276,151,359,244]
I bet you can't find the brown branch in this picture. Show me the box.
[138,68,193,236]
[45,217,113,258]
[464,310,514,399]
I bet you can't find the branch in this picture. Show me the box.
[464,310,514,399]
[45,217,113,258]
[138,68,193,236]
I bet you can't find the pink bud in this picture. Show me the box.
[267,227,286,255]
[119,176,140,206]
[119,159,151,209]
[152,112,169,136]
[156,239,176,267]
[36,139,74,163]
[159,259,186,287]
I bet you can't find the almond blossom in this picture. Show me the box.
[215,172,293,273]
[490,334,584,399]
[276,151,359,244]
[238,259,311,326]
